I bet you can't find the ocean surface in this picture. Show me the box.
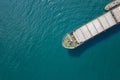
[0,0,120,80]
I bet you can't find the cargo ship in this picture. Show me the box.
[105,0,120,10]
[62,4,120,49]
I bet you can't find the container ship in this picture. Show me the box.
[62,1,120,49]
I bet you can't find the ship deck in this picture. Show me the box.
[62,5,120,49]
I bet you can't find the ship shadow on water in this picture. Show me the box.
[68,23,120,57]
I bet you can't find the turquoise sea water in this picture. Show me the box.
[0,0,120,80]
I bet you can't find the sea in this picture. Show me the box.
[0,0,120,80]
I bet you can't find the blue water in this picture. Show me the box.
[0,0,120,80]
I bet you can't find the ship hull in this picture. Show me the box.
[62,5,120,49]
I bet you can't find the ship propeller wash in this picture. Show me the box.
[62,3,120,49]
